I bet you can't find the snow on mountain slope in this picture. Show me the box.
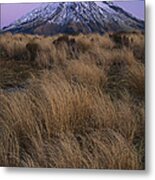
[2,2,144,35]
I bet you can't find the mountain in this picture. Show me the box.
[2,2,145,35]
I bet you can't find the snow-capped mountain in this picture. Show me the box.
[2,2,144,35]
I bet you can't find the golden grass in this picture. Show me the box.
[0,31,145,169]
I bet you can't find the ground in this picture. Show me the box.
[0,31,145,169]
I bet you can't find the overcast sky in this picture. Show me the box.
[0,1,145,28]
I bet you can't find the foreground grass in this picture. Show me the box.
[0,31,145,169]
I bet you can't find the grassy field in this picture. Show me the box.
[0,31,145,169]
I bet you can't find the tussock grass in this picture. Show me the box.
[0,31,145,169]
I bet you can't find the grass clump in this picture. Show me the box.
[0,31,145,169]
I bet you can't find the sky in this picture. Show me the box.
[0,1,145,28]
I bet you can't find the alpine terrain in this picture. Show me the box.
[2,1,144,35]
[0,1,145,169]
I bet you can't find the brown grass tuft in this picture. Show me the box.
[0,31,145,169]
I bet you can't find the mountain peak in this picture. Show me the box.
[2,2,144,35]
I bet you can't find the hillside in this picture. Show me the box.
[2,2,144,35]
